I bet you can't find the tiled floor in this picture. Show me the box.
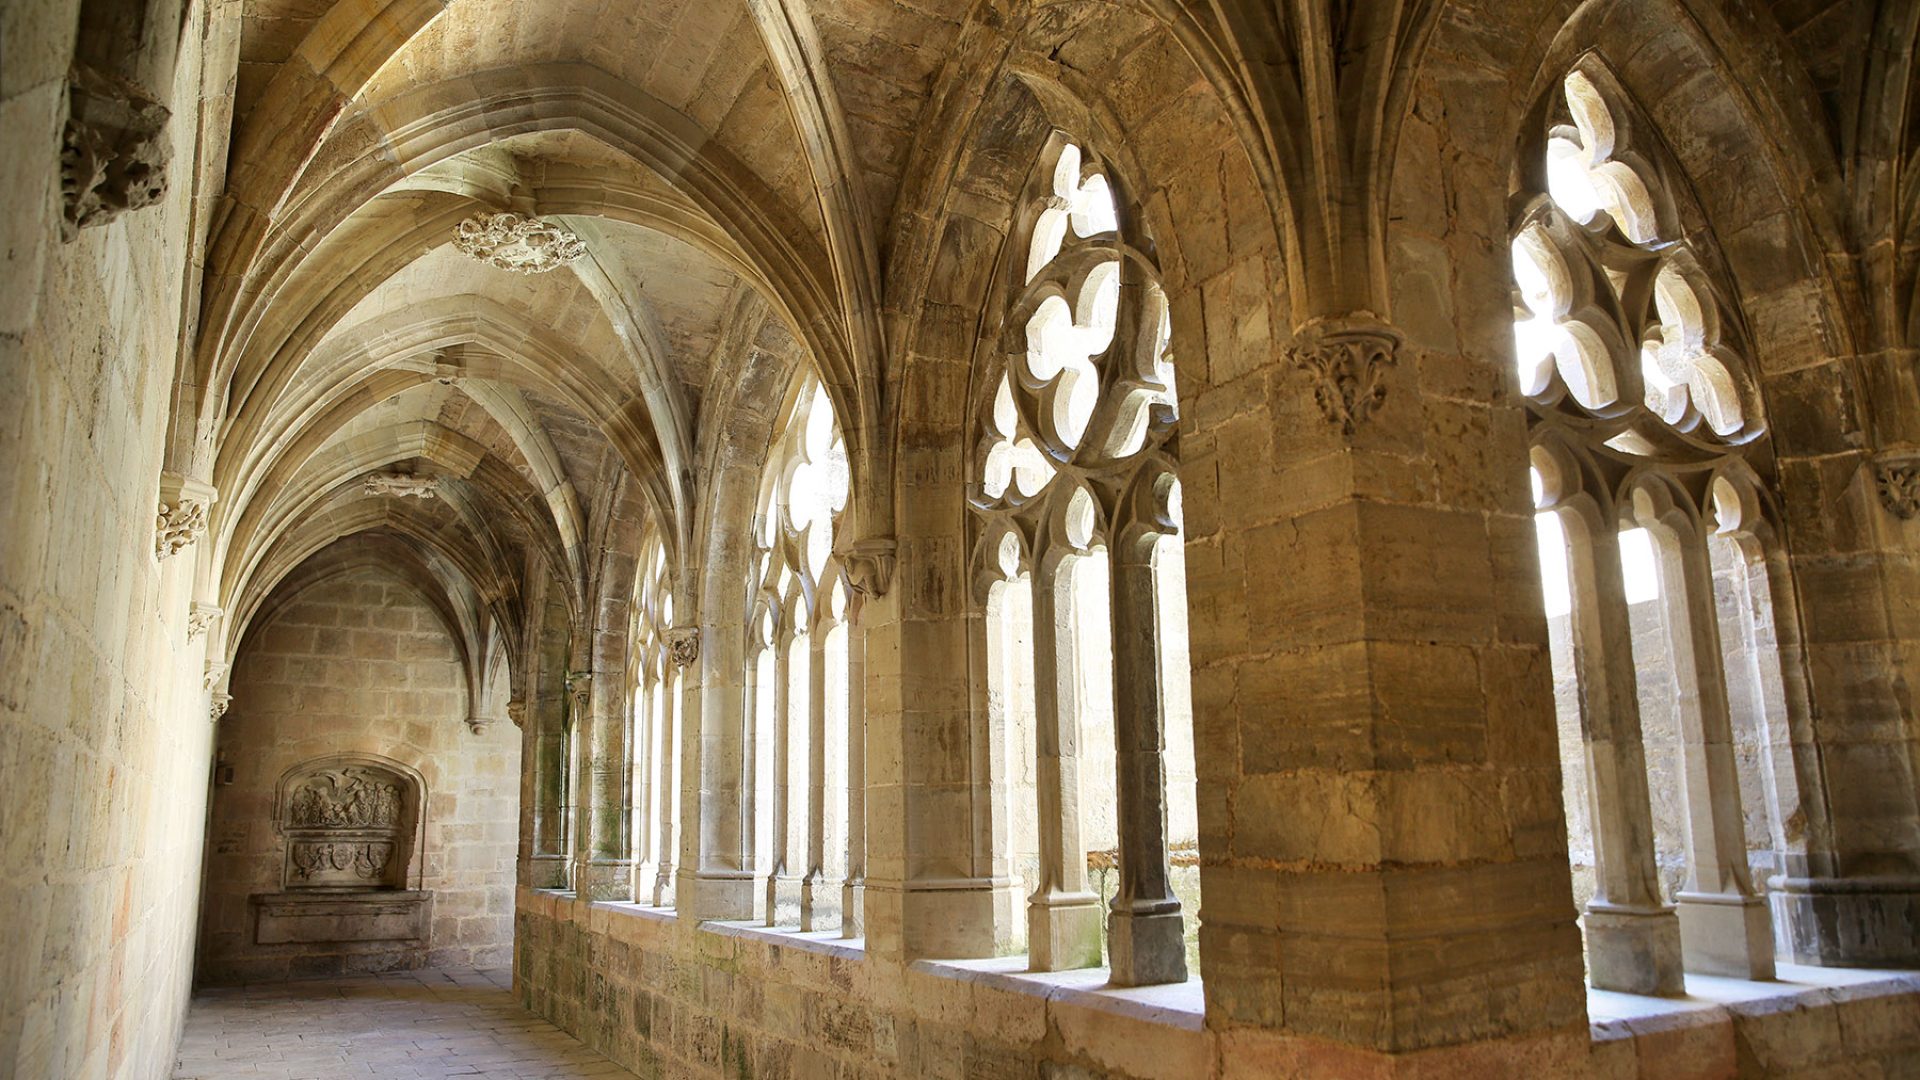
[170,968,637,1079]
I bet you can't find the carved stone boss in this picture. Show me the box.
[156,475,216,560]
[62,64,169,240]
[453,212,586,274]
[284,766,410,889]
[1288,317,1404,437]
[1874,454,1920,520]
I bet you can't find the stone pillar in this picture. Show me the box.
[527,692,570,889]
[1636,500,1773,979]
[649,667,678,907]
[630,674,657,900]
[801,623,835,930]
[579,663,634,901]
[1190,317,1587,1054]
[691,617,756,919]
[1762,346,1920,965]
[1553,501,1684,994]
[1105,533,1187,986]
[1025,549,1102,972]
[766,632,801,925]
[842,605,868,938]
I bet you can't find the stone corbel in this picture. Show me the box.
[187,601,221,641]
[156,474,216,560]
[1287,316,1404,437]
[566,673,592,716]
[209,693,231,723]
[204,660,228,692]
[841,537,898,598]
[665,627,701,668]
[62,63,170,240]
[507,701,527,729]
[1872,452,1920,520]
[465,715,492,735]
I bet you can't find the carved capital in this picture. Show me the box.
[507,701,527,729]
[204,660,228,692]
[156,475,216,560]
[841,537,897,598]
[666,627,701,668]
[363,472,440,499]
[209,693,231,723]
[566,673,592,714]
[187,601,221,641]
[1287,316,1404,437]
[1874,453,1920,520]
[454,212,586,273]
[62,64,169,240]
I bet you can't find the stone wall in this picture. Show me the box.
[197,568,520,984]
[0,2,234,1076]
[517,891,1920,1079]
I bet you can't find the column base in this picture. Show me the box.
[526,854,569,890]
[1770,875,1920,967]
[1107,907,1187,986]
[1028,891,1102,972]
[1677,890,1775,979]
[649,864,676,908]
[578,859,634,901]
[861,876,1006,960]
[841,880,864,939]
[769,873,805,928]
[1583,902,1685,995]
[800,873,842,932]
[687,869,755,920]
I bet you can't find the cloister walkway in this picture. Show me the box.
[170,968,636,1079]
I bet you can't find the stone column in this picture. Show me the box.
[766,632,798,925]
[1105,531,1187,986]
[843,606,868,938]
[801,621,833,930]
[1025,549,1102,971]
[1554,502,1684,994]
[630,673,657,900]
[650,667,679,907]
[1639,506,1773,979]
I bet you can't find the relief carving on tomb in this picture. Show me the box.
[279,761,418,890]
[1288,317,1403,437]
[1873,456,1920,520]
[363,472,441,499]
[62,64,169,240]
[453,212,586,274]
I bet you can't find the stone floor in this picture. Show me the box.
[170,968,638,1079]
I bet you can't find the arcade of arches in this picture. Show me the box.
[4,0,1920,1076]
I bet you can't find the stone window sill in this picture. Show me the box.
[914,955,1206,1030]
[704,920,867,959]
[1588,961,1920,1038]
[587,899,678,922]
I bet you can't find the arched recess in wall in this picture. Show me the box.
[879,0,1274,967]
[272,752,430,893]
[1509,54,1812,993]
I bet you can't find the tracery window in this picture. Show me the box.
[971,139,1199,986]
[747,375,860,933]
[1515,68,1796,990]
[629,532,680,906]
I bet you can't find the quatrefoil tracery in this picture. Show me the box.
[1515,70,1757,460]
